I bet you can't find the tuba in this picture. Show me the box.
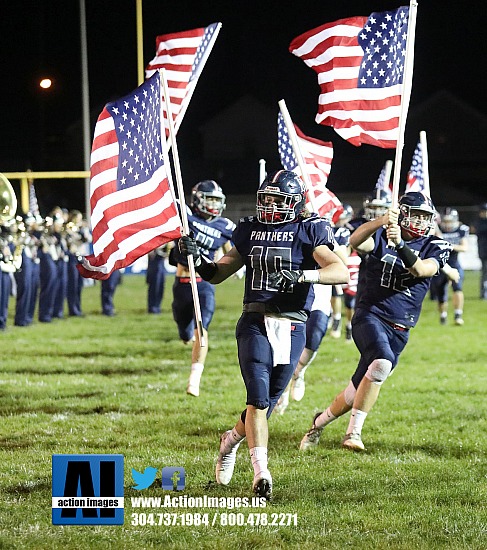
[0,173,17,222]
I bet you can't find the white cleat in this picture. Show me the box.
[299,412,324,451]
[252,471,272,501]
[186,382,200,397]
[273,389,290,415]
[216,431,241,485]
[341,432,366,452]
[291,371,306,401]
[186,367,203,397]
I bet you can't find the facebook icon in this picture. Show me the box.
[161,467,185,491]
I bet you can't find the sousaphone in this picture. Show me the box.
[0,173,17,221]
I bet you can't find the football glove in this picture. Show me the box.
[268,269,304,292]
[178,233,201,266]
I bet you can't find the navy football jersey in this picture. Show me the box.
[172,207,235,268]
[232,215,338,315]
[438,224,469,263]
[356,227,451,327]
[333,225,351,247]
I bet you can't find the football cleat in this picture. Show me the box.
[345,326,353,342]
[291,371,306,401]
[454,314,464,326]
[252,471,272,501]
[216,431,241,485]
[440,315,447,325]
[341,433,366,452]
[330,318,342,339]
[186,365,204,397]
[299,412,324,451]
[273,389,290,415]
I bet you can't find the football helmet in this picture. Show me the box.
[332,203,354,226]
[191,180,226,218]
[363,191,392,220]
[399,192,436,238]
[256,170,307,224]
[439,207,460,232]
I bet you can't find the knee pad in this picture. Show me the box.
[343,381,356,406]
[365,359,392,385]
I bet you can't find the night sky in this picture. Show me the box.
[1,1,485,210]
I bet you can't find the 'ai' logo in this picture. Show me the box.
[161,467,185,491]
[52,454,124,525]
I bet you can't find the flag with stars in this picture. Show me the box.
[375,162,392,198]
[277,113,339,217]
[290,7,410,148]
[145,23,221,135]
[77,72,182,280]
[406,139,429,195]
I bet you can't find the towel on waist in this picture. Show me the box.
[264,316,292,366]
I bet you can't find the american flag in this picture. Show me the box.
[375,162,392,198]
[145,23,221,134]
[28,180,41,217]
[406,139,429,195]
[277,113,339,217]
[77,72,182,280]
[290,7,410,148]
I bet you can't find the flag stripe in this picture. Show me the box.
[290,7,410,148]
[145,23,220,132]
[77,72,182,280]
[277,113,340,217]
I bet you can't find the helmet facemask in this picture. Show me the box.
[192,187,226,218]
[399,205,435,238]
[256,190,303,224]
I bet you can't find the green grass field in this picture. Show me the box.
[1,271,486,549]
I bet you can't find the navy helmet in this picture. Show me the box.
[399,191,436,238]
[440,207,460,232]
[256,170,307,224]
[191,180,226,218]
[363,190,392,221]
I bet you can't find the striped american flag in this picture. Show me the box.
[145,23,221,135]
[290,7,410,148]
[406,139,427,194]
[277,114,339,217]
[77,72,181,280]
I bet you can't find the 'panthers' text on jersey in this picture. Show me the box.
[357,227,451,327]
[232,215,337,315]
[172,207,235,267]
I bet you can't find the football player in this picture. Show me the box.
[430,208,469,325]
[171,180,235,397]
[179,170,349,499]
[300,191,452,452]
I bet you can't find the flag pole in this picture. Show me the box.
[259,159,266,184]
[390,1,418,210]
[136,0,144,85]
[160,69,206,348]
[173,23,222,134]
[419,130,430,197]
[278,99,319,213]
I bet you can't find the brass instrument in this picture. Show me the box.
[0,173,17,222]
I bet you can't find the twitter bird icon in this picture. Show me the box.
[132,467,157,490]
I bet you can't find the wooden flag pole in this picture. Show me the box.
[419,130,430,197]
[278,99,319,213]
[160,69,206,347]
[390,1,418,210]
